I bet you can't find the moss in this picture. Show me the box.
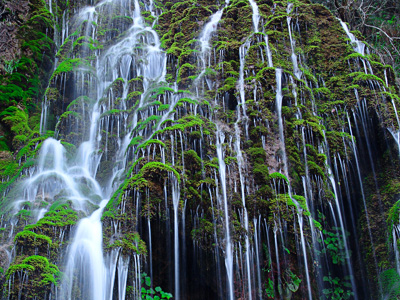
[129,136,144,147]
[14,230,52,246]
[5,255,60,298]
[158,104,170,111]
[0,106,32,148]
[388,200,400,232]
[269,172,289,183]
[132,162,181,184]
[347,72,385,86]
[379,269,400,299]
[29,202,78,229]
[51,57,93,81]
[108,232,147,256]
[136,139,166,153]
[153,115,205,136]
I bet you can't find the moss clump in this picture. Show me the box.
[108,232,147,256]
[0,106,33,150]
[5,255,60,299]
[387,200,400,233]
[51,58,89,79]
[269,172,289,183]
[379,269,400,299]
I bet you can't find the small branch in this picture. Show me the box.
[364,23,400,56]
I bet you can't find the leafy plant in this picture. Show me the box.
[322,275,353,300]
[380,269,400,299]
[320,228,350,265]
[141,273,173,300]
[265,278,275,299]
[3,59,19,74]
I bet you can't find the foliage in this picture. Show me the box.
[322,275,353,300]
[311,0,400,77]
[265,278,275,299]
[380,269,400,299]
[4,255,61,298]
[320,228,350,265]
[108,232,147,256]
[141,273,173,300]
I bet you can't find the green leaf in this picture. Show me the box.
[145,276,151,287]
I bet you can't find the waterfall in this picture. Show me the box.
[248,0,260,33]
[216,125,234,300]
[287,3,302,79]
[3,0,400,299]
[339,19,366,55]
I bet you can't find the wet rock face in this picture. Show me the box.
[0,0,29,66]
[1,0,400,299]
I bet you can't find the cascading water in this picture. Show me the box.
[215,126,234,300]
[287,3,302,80]
[10,0,167,298]
[3,0,400,300]
[248,0,260,33]
[339,19,366,55]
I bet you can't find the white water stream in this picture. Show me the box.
[216,126,234,300]
[339,20,366,56]
[23,0,167,298]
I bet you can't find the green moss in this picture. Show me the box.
[129,136,144,147]
[133,162,180,183]
[51,58,90,79]
[158,104,170,111]
[108,232,147,256]
[5,255,60,298]
[136,139,166,153]
[388,200,400,232]
[153,115,205,136]
[347,72,385,86]
[380,269,400,299]
[269,172,289,183]
[14,230,52,246]
[0,106,32,139]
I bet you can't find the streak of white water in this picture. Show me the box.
[384,69,389,87]
[52,0,167,298]
[234,122,252,300]
[199,11,224,54]
[59,200,108,300]
[264,35,273,68]
[327,165,359,300]
[287,3,302,79]
[394,226,400,276]
[248,0,260,32]
[197,1,229,89]
[389,99,400,156]
[171,174,181,300]
[216,126,234,300]
[253,218,262,299]
[117,255,130,300]
[298,214,312,300]
[275,68,289,177]
[339,19,365,55]
[239,42,250,117]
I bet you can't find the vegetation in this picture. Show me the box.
[0,0,400,298]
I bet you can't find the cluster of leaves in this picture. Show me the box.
[322,275,353,300]
[0,0,55,154]
[380,269,400,299]
[319,228,350,265]
[141,273,173,300]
